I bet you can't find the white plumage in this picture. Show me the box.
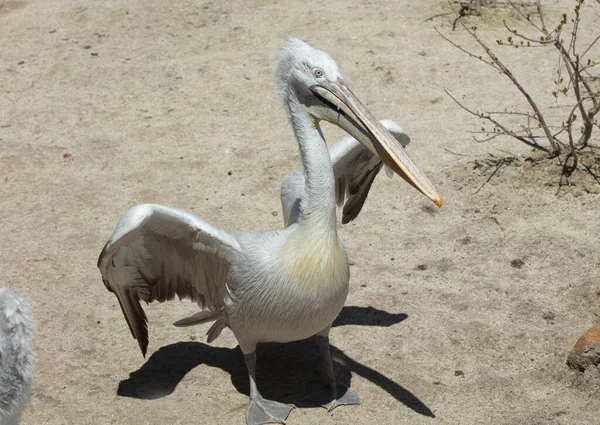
[98,37,440,425]
[0,288,33,425]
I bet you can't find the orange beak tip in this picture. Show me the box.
[433,195,442,208]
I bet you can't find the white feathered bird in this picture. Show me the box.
[98,37,441,425]
[0,288,33,425]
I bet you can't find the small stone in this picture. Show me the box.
[189,335,197,341]
[567,322,600,371]
[83,45,92,49]
[416,264,428,271]
[271,211,278,216]
[510,259,525,269]
[418,51,426,56]
[227,171,232,176]
[542,311,555,321]
[454,370,464,377]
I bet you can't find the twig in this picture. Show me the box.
[486,110,541,121]
[473,159,506,194]
[507,0,545,33]
[434,27,499,69]
[474,132,504,142]
[536,0,548,33]
[582,162,600,185]
[445,90,552,152]
[580,34,600,60]
[444,148,471,157]
[424,12,453,22]
[503,20,554,45]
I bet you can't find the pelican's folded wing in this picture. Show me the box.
[97,204,242,356]
[281,119,410,226]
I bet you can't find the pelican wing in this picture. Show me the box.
[97,204,242,356]
[281,119,410,226]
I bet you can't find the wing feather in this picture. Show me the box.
[97,204,241,356]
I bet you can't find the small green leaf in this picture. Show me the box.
[552,91,557,97]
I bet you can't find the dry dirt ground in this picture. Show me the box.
[1,0,600,424]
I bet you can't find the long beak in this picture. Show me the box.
[310,79,442,208]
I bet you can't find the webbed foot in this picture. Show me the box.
[306,381,359,412]
[246,396,295,425]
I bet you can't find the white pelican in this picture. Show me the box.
[98,37,441,425]
[0,288,34,425]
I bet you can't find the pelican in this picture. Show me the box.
[98,37,441,425]
[0,288,34,425]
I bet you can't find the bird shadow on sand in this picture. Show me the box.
[117,305,433,417]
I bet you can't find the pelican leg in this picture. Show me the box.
[245,351,295,425]
[307,334,359,411]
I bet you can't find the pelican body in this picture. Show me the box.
[98,37,441,425]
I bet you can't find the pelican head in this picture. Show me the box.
[275,36,441,207]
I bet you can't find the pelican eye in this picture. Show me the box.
[312,68,324,78]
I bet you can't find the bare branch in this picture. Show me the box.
[424,12,453,22]
[502,20,554,45]
[507,0,545,33]
[486,110,541,121]
[444,148,472,157]
[536,0,548,34]
[582,162,600,185]
[438,0,599,173]
[434,27,500,70]
[458,21,560,152]
[580,34,600,60]
[473,158,508,194]
[445,90,552,152]
[568,1,581,57]
[581,61,600,72]
[474,132,504,143]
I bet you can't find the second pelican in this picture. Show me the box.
[98,37,441,425]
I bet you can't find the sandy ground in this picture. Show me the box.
[1,0,600,424]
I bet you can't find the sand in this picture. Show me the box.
[1,0,600,424]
